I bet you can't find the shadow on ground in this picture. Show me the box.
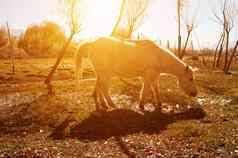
[50,108,206,141]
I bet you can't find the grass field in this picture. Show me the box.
[0,57,237,157]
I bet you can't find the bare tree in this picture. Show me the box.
[180,23,195,59]
[123,0,149,38]
[45,0,83,95]
[6,22,15,74]
[216,33,225,67]
[177,0,182,58]
[213,32,225,68]
[212,0,236,71]
[111,0,126,37]
[177,0,198,59]
[167,40,170,49]
[223,2,235,72]
[111,0,148,39]
[177,0,190,58]
[225,40,238,72]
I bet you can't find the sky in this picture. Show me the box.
[0,0,237,48]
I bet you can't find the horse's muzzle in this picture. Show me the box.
[190,91,197,97]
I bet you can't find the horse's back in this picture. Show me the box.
[90,37,162,77]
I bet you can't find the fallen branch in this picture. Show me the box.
[115,136,136,158]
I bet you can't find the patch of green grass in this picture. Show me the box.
[168,120,205,138]
[182,123,205,138]
[201,122,238,152]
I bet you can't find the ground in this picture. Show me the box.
[0,57,237,158]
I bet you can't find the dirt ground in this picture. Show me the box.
[0,57,237,158]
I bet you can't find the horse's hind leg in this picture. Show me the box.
[98,74,116,109]
[93,79,108,111]
[93,84,101,111]
[151,76,162,112]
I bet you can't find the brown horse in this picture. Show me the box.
[75,37,197,112]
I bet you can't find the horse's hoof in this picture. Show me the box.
[155,107,162,113]
[155,104,162,110]
[139,105,145,111]
[137,110,145,115]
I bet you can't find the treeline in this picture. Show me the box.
[0,21,77,58]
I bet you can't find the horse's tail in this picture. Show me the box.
[75,50,84,84]
[75,42,93,84]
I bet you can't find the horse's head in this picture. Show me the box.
[178,65,198,97]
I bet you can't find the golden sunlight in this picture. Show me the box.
[83,0,121,38]
[1,1,238,157]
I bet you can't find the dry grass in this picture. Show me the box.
[0,57,237,157]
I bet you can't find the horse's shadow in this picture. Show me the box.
[50,108,206,141]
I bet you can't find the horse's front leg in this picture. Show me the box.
[139,69,156,111]
[151,76,162,112]
[139,82,150,111]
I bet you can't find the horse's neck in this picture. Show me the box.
[160,50,186,77]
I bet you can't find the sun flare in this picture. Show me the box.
[83,0,121,38]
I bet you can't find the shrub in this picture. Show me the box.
[18,21,75,57]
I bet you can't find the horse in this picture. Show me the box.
[75,37,197,112]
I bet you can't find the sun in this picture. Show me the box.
[83,0,121,38]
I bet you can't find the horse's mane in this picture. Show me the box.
[78,37,188,69]
[157,45,187,67]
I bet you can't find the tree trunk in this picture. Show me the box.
[223,31,229,71]
[216,33,225,67]
[177,0,182,58]
[44,32,75,95]
[167,40,170,49]
[180,30,192,59]
[213,33,224,68]
[225,40,238,73]
[6,22,15,74]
